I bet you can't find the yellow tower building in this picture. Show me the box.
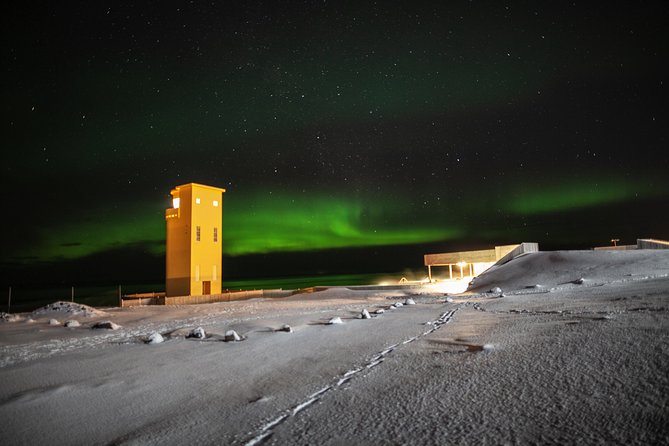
[165,183,226,297]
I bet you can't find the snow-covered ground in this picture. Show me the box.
[1,250,668,445]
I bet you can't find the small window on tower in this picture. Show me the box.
[195,197,201,204]
[213,200,219,207]
[213,227,218,242]
[196,226,201,241]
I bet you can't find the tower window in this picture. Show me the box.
[213,200,219,207]
[213,227,218,242]
[196,226,201,241]
[195,197,201,204]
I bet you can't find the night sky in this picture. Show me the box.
[3,1,668,286]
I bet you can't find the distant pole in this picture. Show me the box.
[71,286,74,302]
[7,286,11,313]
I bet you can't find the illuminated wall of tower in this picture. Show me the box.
[165,183,226,297]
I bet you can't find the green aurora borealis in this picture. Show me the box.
[24,174,667,264]
[3,2,668,284]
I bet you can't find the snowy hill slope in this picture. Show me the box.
[468,249,669,292]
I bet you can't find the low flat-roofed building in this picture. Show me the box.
[424,242,539,281]
[594,238,669,251]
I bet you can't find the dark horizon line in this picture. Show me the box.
[1,236,644,289]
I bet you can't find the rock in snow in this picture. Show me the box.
[375,309,385,314]
[146,332,164,344]
[64,320,81,328]
[48,319,60,326]
[361,309,371,319]
[328,317,343,325]
[393,302,404,308]
[32,301,106,318]
[224,330,242,342]
[1,312,22,322]
[92,321,121,330]
[279,324,293,333]
[187,327,206,339]
[404,298,416,305]
[489,287,502,294]
[445,297,455,303]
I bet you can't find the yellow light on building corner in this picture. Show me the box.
[457,261,468,279]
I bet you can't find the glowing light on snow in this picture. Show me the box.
[432,279,470,294]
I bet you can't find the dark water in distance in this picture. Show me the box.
[3,272,419,313]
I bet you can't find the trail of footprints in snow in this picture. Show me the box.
[242,307,459,446]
